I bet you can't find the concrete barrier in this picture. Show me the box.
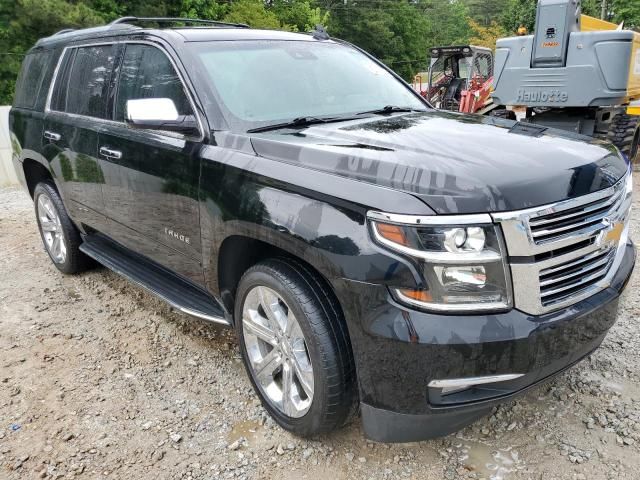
[0,106,19,187]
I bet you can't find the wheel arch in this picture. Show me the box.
[216,234,342,319]
[22,157,55,198]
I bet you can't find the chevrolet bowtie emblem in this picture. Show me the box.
[604,221,624,244]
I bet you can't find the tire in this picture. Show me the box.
[607,113,640,162]
[33,181,92,274]
[234,258,356,437]
[491,109,517,121]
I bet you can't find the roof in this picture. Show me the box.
[35,24,134,48]
[34,23,320,50]
[174,28,318,43]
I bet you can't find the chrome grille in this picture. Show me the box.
[493,171,632,315]
[539,247,615,307]
[528,187,625,244]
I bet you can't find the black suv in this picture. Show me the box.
[10,18,635,443]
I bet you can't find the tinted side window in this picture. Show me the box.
[61,45,116,118]
[115,44,192,122]
[14,51,52,109]
[50,49,75,113]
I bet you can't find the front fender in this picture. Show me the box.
[199,141,428,296]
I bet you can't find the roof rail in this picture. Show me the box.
[109,17,250,29]
[52,28,75,36]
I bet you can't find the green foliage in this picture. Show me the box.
[0,0,107,103]
[469,19,507,49]
[465,0,505,26]
[1,0,639,104]
[271,0,330,31]
[580,0,601,18]
[611,0,640,28]
[317,0,470,80]
[178,0,226,20]
[500,0,536,34]
[223,0,282,29]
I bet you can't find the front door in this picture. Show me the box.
[43,44,119,232]
[98,42,204,283]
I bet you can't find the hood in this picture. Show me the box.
[249,110,628,214]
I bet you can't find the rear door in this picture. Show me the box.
[43,44,119,231]
[98,42,204,283]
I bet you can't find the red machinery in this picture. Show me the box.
[414,45,495,115]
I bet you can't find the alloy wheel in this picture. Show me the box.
[241,286,314,418]
[37,194,67,264]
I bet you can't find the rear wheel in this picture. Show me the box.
[607,113,639,162]
[34,182,92,274]
[235,258,356,437]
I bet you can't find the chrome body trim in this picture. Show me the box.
[495,171,632,315]
[179,307,230,326]
[428,374,524,389]
[394,288,511,313]
[126,97,180,122]
[367,210,493,226]
[491,175,629,256]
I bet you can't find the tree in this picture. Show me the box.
[468,19,507,49]
[464,0,505,26]
[610,0,640,28]
[270,0,330,31]
[315,0,470,80]
[501,0,536,34]
[179,0,226,20]
[0,0,107,104]
[223,0,282,29]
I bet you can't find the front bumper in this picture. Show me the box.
[333,239,635,443]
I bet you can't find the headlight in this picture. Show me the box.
[369,213,512,312]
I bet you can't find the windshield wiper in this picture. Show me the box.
[356,105,425,116]
[247,116,352,133]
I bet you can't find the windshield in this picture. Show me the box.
[188,40,427,131]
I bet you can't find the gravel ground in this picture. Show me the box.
[1,180,639,480]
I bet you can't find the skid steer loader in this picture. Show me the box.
[492,0,640,161]
[413,45,494,114]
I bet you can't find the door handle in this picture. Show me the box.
[99,147,123,160]
[44,130,61,142]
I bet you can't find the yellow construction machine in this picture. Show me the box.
[491,0,640,161]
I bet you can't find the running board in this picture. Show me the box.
[80,235,230,326]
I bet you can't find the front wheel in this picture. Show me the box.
[234,258,356,437]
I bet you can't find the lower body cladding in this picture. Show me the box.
[334,240,635,443]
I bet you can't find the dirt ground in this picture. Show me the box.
[1,180,639,480]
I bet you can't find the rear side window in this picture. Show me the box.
[115,44,193,122]
[14,51,52,109]
[52,45,116,118]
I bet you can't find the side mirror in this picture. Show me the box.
[125,98,199,135]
